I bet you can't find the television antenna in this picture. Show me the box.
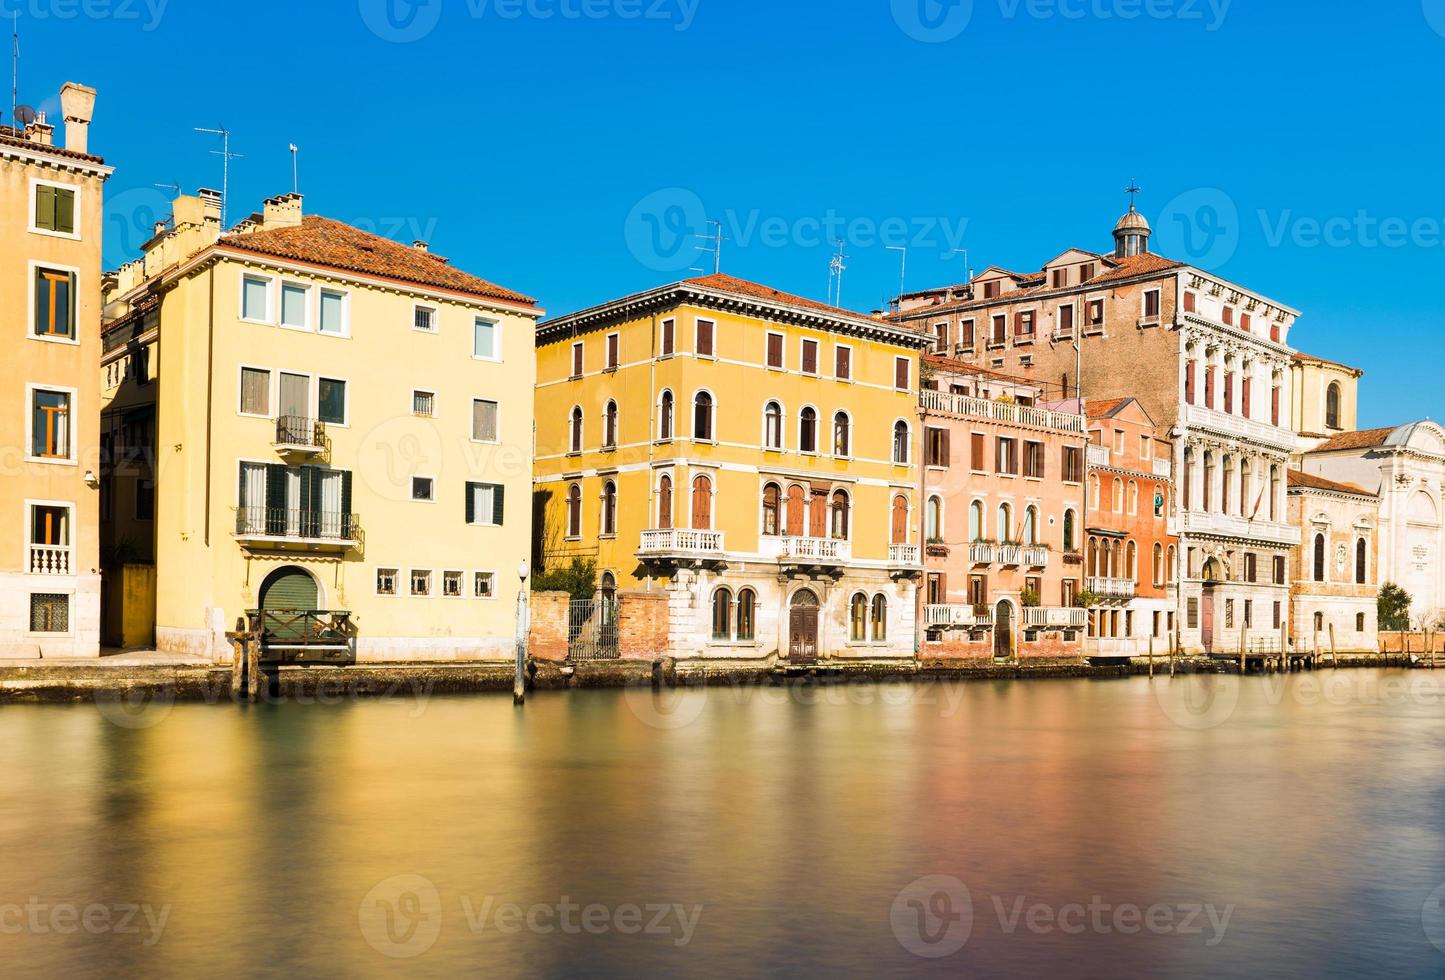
[827,239,848,307]
[194,126,243,228]
[886,244,908,300]
[289,142,299,194]
[10,11,18,127]
[690,219,725,275]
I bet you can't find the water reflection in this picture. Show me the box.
[1,671,1442,978]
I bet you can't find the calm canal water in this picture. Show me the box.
[2,669,1444,978]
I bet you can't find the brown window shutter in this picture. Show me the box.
[940,428,951,467]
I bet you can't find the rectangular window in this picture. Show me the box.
[1244,599,1253,629]
[835,345,851,380]
[472,399,499,442]
[29,593,70,633]
[606,332,620,370]
[473,317,497,358]
[1274,601,1283,629]
[34,182,77,235]
[969,575,987,607]
[281,283,309,329]
[377,568,398,595]
[1015,310,1035,339]
[318,289,347,335]
[660,318,675,356]
[925,427,950,467]
[1113,430,1125,454]
[443,571,464,597]
[413,305,436,332]
[990,315,1006,345]
[34,267,76,338]
[983,280,1000,299]
[1222,306,1234,326]
[242,275,270,322]
[466,482,505,526]
[933,323,949,353]
[571,342,584,378]
[996,437,1018,475]
[1140,435,1151,459]
[894,357,911,391]
[475,571,496,598]
[1061,579,1077,607]
[1225,599,1235,630]
[1062,446,1083,482]
[1057,304,1074,337]
[412,476,435,502]
[1143,289,1161,319]
[1079,262,1095,281]
[1274,555,1286,585]
[1187,597,1199,630]
[764,333,785,369]
[801,339,819,375]
[1023,441,1044,479]
[1085,299,1105,330]
[696,318,715,357]
[410,569,432,596]
[1241,313,1252,331]
[240,368,271,416]
[1184,291,1197,313]
[971,432,986,471]
[135,479,155,521]
[413,390,435,417]
[31,388,72,459]
[927,573,946,606]
[959,319,975,350]
[1052,268,1067,288]
[318,378,346,425]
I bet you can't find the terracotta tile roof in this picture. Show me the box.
[0,125,106,164]
[685,272,886,323]
[1293,351,1363,375]
[923,353,1043,388]
[1287,469,1373,496]
[1085,397,1132,419]
[1312,427,1396,453]
[1082,252,1185,285]
[218,215,537,308]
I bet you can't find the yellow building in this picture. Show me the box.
[102,191,541,661]
[1,83,108,658]
[534,273,931,662]
[1290,351,1362,453]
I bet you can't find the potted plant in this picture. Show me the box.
[1020,588,1041,608]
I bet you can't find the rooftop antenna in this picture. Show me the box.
[1125,178,1142,212]
[154,181,180,195]
[194,126,243,228]
[690,219,725,275]
[288,143,299,195]
[827,239,848,307]
[10,12,16,126]
[886,244,908,300]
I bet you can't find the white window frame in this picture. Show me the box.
[799,337,820,377]
[278,280,313,332]
[441,569,466,599]
[240,272,275,325]
[412,389,437,418]
[834,342,853,382]
[473,316,501,362]
[473,570,497,600]
[28,177,82,241]
[659,318,676,357]
[1141,287,1162,323]
[692,388,717,444]
[409,568,434,597]
[467,482,503,527]
[25,382,78,466]
[831,409,853,460]
[412,303,438,334]
[762,399,786,451]
[376,567,400,596]
[23,498,76,569]
[411,475,437,504]
[316,375,351,428]
[765,331,786,370]
[797,403,820,456]
[317,287,351,338]
[695,317,717,359]
[470,398,501,444]
[25,589,75,637]
[571,341,584,377]
[892,418,911,465]
[27,259,82,347]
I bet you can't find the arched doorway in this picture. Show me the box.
[257,565,320,659]
[789,589,820,663]
[994,599,1013,660]
[1200,558,1221,653]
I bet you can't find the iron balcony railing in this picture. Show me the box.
[274,416,329,453]
[925,604,994,629]
[1023,607,1088,629]
[234,506,360,542]
[919,388,1086,434]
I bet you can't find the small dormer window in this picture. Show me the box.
[1052,268,1067,288]
[1080,263,1095,281]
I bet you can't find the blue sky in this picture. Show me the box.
[14,0,1444,426]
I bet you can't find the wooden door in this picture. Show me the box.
[789,606,819,662]
[994,601,1013,659]
[1201,589,1215,652]
[785,485,805,536]
[891,495,908,545]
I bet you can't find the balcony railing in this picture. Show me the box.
[1151,457,1172,479]
[919,389,1086,433]
[1088,577,1137,600]
[28,544,71,575]
[925,604,994,629]
[967,541,996,564]
[1178,511,1300,546]
[998,544,1022,566]
[637,528,725,557]
[1023,607,1088,629]
[778,536,851,564]
[1021,545,1050,567]
[274,416,329,454]
[234,506,360,545]
[1087,444,1112,468]
[1181,403,1295,452]
[889,543,922,567]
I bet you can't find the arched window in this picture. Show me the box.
[1126,540,1138,582]
[891,494,909,545]
[736,588,756,641]
[659,390,674,440]
[786,484,806,536]
[1022,506,1038,545]
[692,475,712,530]
[600,571,617,600]
[762,482,781,536]
[871,594,888,641]
[1182,449,1194,511]
[1112,478,1124,513]
[850,593,868,642]
[969,500,984,542]
[893,420,910,464]
[799,407,818,454]
[603,400,618,449]
[1355,537,1367,585]
[1239,458,1251,516]
[569,406,583,453]
[1221,456,1233,514]
[763,401,783,449]
[997,503,1012,543]
[711,588,733,640]
[693,391,714,441]
[1326,382,1341,429]
[1127,481,1138,516]
[1203,452,1215,512]
[1089,474,1100,510]
[1088,538,1100,577]
[1062,509,1076,552]
[566,483,582,537]
[1313,533,1326,582]
[1313,611,1324,633]
[1167,545,1178,583]
[926,495,943,540]
[657,474,673,529]
[1152,543,1164,587]
[830,489,850,540]
[1269,465,1280,522]
[600,480,617,535]
[833,411,851,457]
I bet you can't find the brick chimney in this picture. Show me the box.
[60,82,96,155]
[262,193,303,231]
[24,112,53,146]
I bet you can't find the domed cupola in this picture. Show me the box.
[1114,181,1151,258]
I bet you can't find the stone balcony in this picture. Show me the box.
[1178,511,1300,546]
[924,604,993,629]
[1181,403,1296,452]
[1023,607,1088,629]
[1088,577,1137,601]
[28,544,71,575]
[888,543,922,568]
[920,389,1086,434]
[636,528,726,566]
[969,541,995,564]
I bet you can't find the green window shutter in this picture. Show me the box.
[265,464,288,535]
[33,267,46,335]
[65,272,77,336]
[492,484,505,526]
[302,466,322,537]
[465,482,476,525]
[340,471,353,537]
[35,184,55,231]
[55,188,75,235]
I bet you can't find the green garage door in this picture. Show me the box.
[260,567,317,612]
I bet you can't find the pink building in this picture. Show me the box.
[918,357,1089,662]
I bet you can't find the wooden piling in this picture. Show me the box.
[1328,623,1337,668]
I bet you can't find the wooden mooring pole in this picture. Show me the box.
[1148,634,1155,678]
[1328,623,1337,668]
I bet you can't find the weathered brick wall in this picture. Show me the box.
[529,591,571,662]
[922,633,993,660]
[1018,632,1083,660]
[1379,631,1445,655]
[618,590,669,661]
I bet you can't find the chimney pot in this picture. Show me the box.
[412,240,429,253]
[59,82,96,155]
